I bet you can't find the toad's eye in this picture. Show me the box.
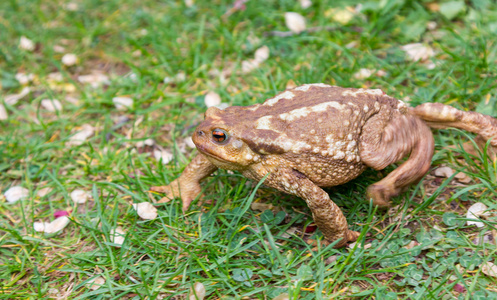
[212,129,228,144]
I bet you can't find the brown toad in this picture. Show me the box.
[152,84,497,247]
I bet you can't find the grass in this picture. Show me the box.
[1,0,497,298]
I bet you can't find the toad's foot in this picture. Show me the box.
[151,154,218,211]
[150,180,201,211]
[258,167,357,248]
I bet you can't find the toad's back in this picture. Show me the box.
[220,84,408,186]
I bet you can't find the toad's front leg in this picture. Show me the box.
[151,154,218,211]
[255,167,359,248]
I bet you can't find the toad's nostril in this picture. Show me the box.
[198,130,205,136]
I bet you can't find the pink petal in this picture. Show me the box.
[54,210,70,218]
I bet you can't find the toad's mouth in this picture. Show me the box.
[195,143,229,163]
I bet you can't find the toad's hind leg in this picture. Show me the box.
[359,114,435,207]
[412,103,497,160]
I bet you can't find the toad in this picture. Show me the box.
[152,84,497,247]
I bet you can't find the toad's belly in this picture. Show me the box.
[299,160,367,187]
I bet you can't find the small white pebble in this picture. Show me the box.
[64,2,78,11]
[135,138,155,148]
[241,59,260,73]
[353,68,374,80]
[53,45,66,53]
[189,282,206,300]
[300,0,312,9]
[19,36,35,51]
[71,189,90,204]
[5,87,30,105]
[481,261,497,278]
[0,104,7,120]
[427,21,437,30]
[254,45,270,62]
[433,166,454,178]
[112,97,134,110]
[401,43,435,62]
[110,226,126,246]
[184,137,196,148]
[4,186,29,203]
[204,91,221,107]
[153,149,173,164]
[41,99,63,112]
[88,276,106,290]
[132,202,158,220]
[33,216,70,234]
[66,124,95,147]
[61,53,78,66]
[284,12,306,34]
[330,8,355,25]
[37,187,52,197]
[467,202,490,228]
[78,73,110,88]
[47,72,64,82]
[15,73,34,85]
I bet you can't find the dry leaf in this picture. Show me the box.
[354,68,374,80]
[5,87,30,105]
[66,124,94,146]
[0,104,7,120]
[433,166,454,178]
[401,43,435,62]
[132,202,158,220]
[87,276,105,290]
[251,202,274,211]
[110,226,126,246]
[62,53,78,66]
[41,99,63,112]
[204,91,221,107]
[153,149,173,164]
[112,97,134,110]
[284,12,306,34]
[33,216,70,234]
[19,36,35,51]
[481,261,497,278]
[300,0,312,9]
[189,282,206,300]
[4,186,29,203]
[71,189,90,204]
[467,202,490,228]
